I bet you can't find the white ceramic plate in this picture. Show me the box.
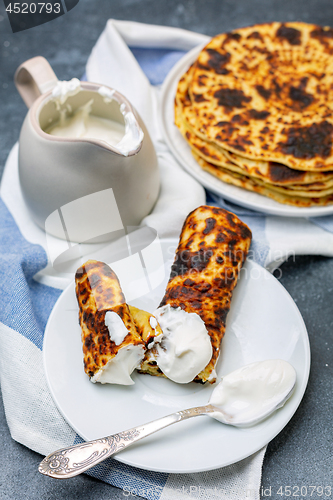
[43,238,310,473]
[159,45,333,218]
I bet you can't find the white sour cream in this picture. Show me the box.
[98,86,115,102]
[46,80,143,155]
[91,344,145,385]
[209,359,296,426]
[104,311,130,345]
[153,304,212,384]
[149,316,158,330]
[46,99,125,147]
[51,77,81,106]
[117,103,144,156]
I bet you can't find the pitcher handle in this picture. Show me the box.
[14,56,58,108]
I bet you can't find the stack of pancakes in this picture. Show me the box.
[175,22,333,207]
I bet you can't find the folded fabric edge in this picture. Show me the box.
[105,19,209,50]
[0,322,76,456]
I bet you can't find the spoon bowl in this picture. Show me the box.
[207,359,297,427]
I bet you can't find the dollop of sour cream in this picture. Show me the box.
[91,344,145,386]
[153,304,212,384]
[104,311,130,345]
[149,316,158,330]
[209,359,296,426]
[89,311,145,385]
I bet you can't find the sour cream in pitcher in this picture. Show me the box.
[44,78,143,156]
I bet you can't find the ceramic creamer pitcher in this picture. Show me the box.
[15,56,159,243]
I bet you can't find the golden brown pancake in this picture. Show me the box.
[75,260,145,380]
[139,206,252,384]
[175,62,333,187]
[176,97,333,190]
[193,151,333,207]
[128,305,163,346]
[185,22,333,171]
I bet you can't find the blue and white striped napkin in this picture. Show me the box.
[1,20,333,500]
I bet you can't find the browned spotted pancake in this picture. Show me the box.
[175,75,333,188]
[193,151,333,207]
[139,205,252,384]
[184,22,333,171]
[75,260,144,380]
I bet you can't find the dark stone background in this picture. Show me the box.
[0,1,332,498]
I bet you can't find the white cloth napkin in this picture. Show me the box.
[1,19,333,500]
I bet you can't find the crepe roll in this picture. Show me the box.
[75,260,145,385]
[140,206,252,384]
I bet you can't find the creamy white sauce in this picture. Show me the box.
[145,316,162,350]
[104,311,130,346]
[117,103,144,156]
[153,304,212,384]
[209,359,296,426]
[98,86,115,102]
[51,77,81,106]
[46,80,143,155]
[149,316,158,330]
[45,99,125,147]
[147,334,163,350]
[207,368,217,383]
[91,344,145,385]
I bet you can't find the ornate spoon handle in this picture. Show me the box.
[39,405,215,479]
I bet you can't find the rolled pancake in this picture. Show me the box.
[75,260,145,385]
[139,206,252,384]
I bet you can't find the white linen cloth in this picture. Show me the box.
[1,19,333,500]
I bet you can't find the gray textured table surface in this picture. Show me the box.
[0,1,332,499]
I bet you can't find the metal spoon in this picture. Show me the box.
[39,360,296,479]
